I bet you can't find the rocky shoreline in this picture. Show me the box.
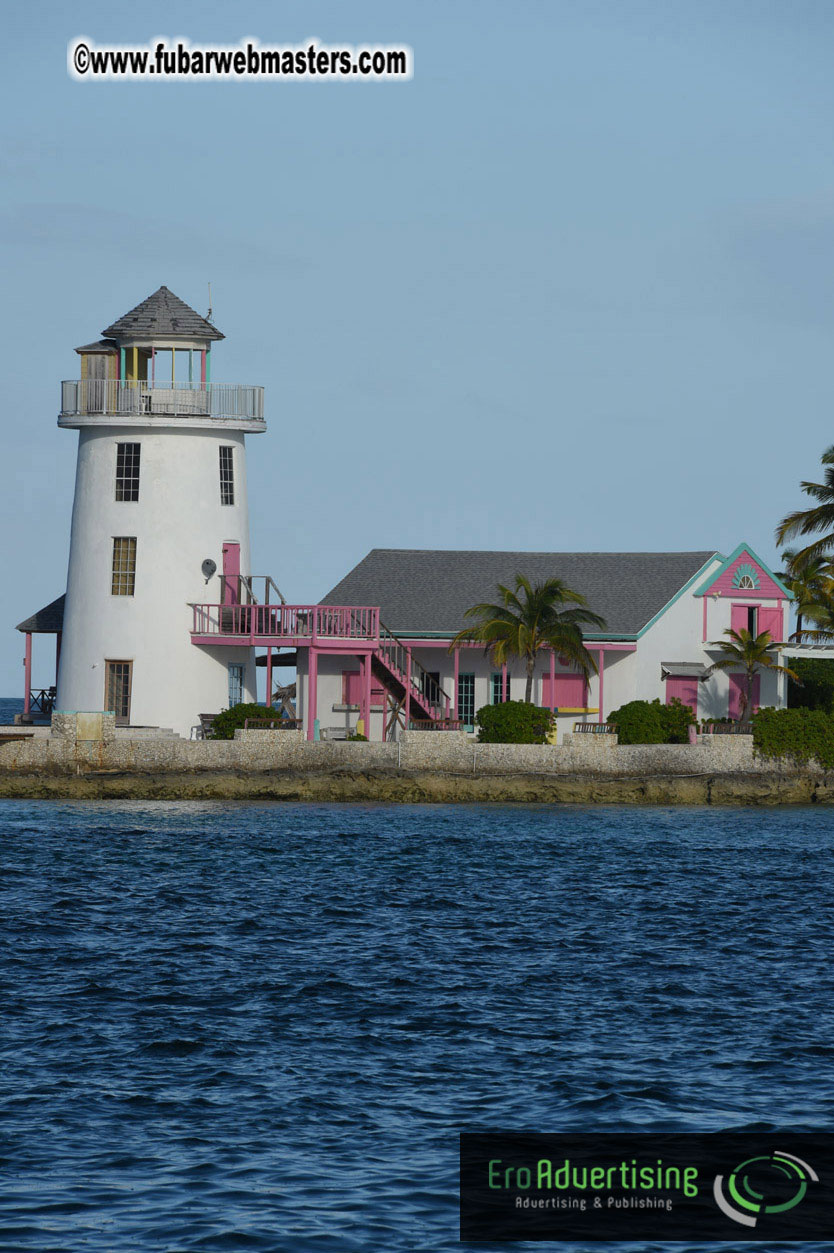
[0,767,829,804]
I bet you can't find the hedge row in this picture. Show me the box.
[752,707,834,770]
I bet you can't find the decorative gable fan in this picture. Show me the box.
[732,562,759,590]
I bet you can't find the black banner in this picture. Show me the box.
[460,1132,834,1241]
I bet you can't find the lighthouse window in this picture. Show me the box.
[105,661,132,724]
[219,446,235,505]
[115,443,141,501]
[111,537,136,596]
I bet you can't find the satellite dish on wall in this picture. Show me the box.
[202,558,217,583]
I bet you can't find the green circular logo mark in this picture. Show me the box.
[713,1151,818,1228]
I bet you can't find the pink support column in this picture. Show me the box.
[200,350,207,385]
[405,648,412,730]
[363,650,373,739]
[453,647,459,718]
[502,661,508,703]
[266,647,273,710]
[307,648,318,741]
[358,654,366,734]
[23,632,32,717]
[597,648,605,723]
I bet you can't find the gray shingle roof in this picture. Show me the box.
[321,549,719,637]
[102,286,224,342]
[74,339,118,354]
[16,594,65,634]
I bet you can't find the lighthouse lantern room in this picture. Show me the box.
[30,286,267,736]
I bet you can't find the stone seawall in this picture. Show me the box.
[0,717,829,803]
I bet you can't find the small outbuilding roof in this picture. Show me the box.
[102,286,224,342]
[16,594,65,634]
[321,549,720,637]
[74,339,118,354]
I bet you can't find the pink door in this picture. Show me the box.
[731,603,758,635]
[666,676,698,716]
[758,606,783,642]
[728,673,760,720]
[541,673,587,709]
[343,671,385,707]
[222,542,240,606]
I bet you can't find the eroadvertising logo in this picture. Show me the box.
[459,1132,834,1242]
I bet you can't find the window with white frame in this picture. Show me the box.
[490,673,509,704]
[115,443,140,501]
[228,663,244,707]
[458,673,475,728]
[219,446,235,505]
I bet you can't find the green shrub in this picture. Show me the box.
[475,701,553,744]
[607,697,696,745]
[607,699,665,744]
[660,697,698,744]
[788,657,834,712]
[209,702,268,740]
[753,707,834,769]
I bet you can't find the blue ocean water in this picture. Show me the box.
[1,801,833,1252]
[0,697,23,724]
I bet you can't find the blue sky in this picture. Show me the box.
[3,0,834,694]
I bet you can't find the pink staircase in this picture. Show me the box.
[190,577,453,736]
[374,623,452,728]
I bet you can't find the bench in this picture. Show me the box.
[191,713,217,740]
[242,718,301,731]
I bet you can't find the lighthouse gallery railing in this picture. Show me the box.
[60,379,264,421]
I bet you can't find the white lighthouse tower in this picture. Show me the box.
[55,286,265,736]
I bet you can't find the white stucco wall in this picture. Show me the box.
[56,424,258,736]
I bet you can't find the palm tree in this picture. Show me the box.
[792,594,834,644]
[450,575,606,703]
[775,445,834,566]
[779,548,834,640]
[708,628,798,721]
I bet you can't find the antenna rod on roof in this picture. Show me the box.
[207,282,213,323]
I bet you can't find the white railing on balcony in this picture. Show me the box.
[60,379,264,421]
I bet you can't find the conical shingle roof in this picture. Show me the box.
[102,286,224,342]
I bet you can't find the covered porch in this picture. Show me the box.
[15,595,64,723]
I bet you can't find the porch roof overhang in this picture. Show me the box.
[661,661,709,680]
[780,644,834,659]
[16,594,65,634]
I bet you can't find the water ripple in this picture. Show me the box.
[1,801,833,1251]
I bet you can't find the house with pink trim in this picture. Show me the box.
[290,543,793,739]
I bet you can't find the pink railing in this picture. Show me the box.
[377,623,451,723]
[190,595,452,728]
[191,603,379,642]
